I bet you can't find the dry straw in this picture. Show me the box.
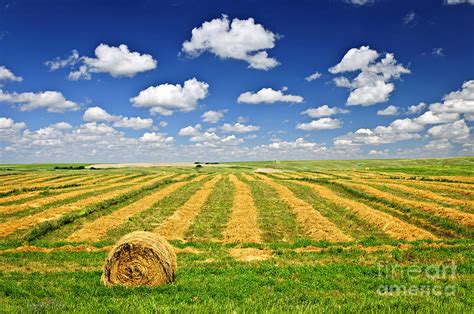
[101,231,177,287]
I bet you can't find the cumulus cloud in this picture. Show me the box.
[139,132,174,143]
[377,105,399,116]
[427,120,470,140]
[0,117,26,129]
[178,123,245,146]
[237,87,303,104]
[296,118,342,131]
[131,78,209,116]
[202,110,225,123]
[407,102,426,114]
[47,44,157,80]
[82,106,152,130]
[181,15,279,70]
[302,105,349,118]
[305,71,322,82]
[0,66,23,85]
[429,80,474,115]
[0,90,79,112]
[329,46,410,106]
[414,111,459,125]
[444,0,474,5]
[220,122,259,133]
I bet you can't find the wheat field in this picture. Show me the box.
[0,158,473,312]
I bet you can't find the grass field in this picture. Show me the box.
[0,157,473,312]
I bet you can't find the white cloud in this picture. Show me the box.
[263,137,327,152]
[329,46,379,74]
[429,80,474,114]
[139,132,174,143]
[375,118,424,133]
[181,15,279,70]
[407,102,426,114]
[47,44,157,80]
[432,48,444,56]
[83,106,152,130]
[131,78,209,116]
[202,110,225,123]
[0,66,23,84]
[178,124,202,137]
[45,50,80,71]
[425,139,452,151]
[302,105,349,118]
[220,122,259,133]
[403,11,416,25]
[368,149,389,156]
[113,117,153,130]
[237,87,303,104]
[377,105,399,116]
[50,122,73,130]
[296,118,342,131]
[0,90,79,112]
[330,46,410,106]
[427,120,470,140]
[414,111,459,125]
[0,117,26,129]
[445,0,474,5]
[83,106,115,122]
[305,71,322,82]
[158,121,168,128]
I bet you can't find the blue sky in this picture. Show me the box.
[0,0,473,163]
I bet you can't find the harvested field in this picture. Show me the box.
[1,157,473,312]
[223,175,261,243]
[154,175,221,240]
[0,174,156,214]
[66,174,192,242]
[339,180,474,227]
[294,181,437,241]
[0,175,170,237]
[256,174,352,242]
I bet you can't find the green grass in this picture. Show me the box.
[186,176,235,241]
[0,243,472,312]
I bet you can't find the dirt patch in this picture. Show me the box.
[254,168,285,173]
[229,247,272,262]
[256,174,352,242]
[295,181,437,241]
[66,174,192,242]
[154,175,221,240]
[223,175,261,243]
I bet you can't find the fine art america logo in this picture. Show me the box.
[377,263,457,296]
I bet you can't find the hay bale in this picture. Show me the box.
[101,231,176,287]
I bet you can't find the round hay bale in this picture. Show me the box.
[101,231,176,287]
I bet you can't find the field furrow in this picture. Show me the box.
[0,175,168,238]
[294,181,437,241]
[154,175,221,240]
[223,175,261,243]
[66,174,188,242]
[0,175,155,214]
[256,174,352,242]
[340,180,474,227]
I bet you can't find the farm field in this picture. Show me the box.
[0,157,473,312]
